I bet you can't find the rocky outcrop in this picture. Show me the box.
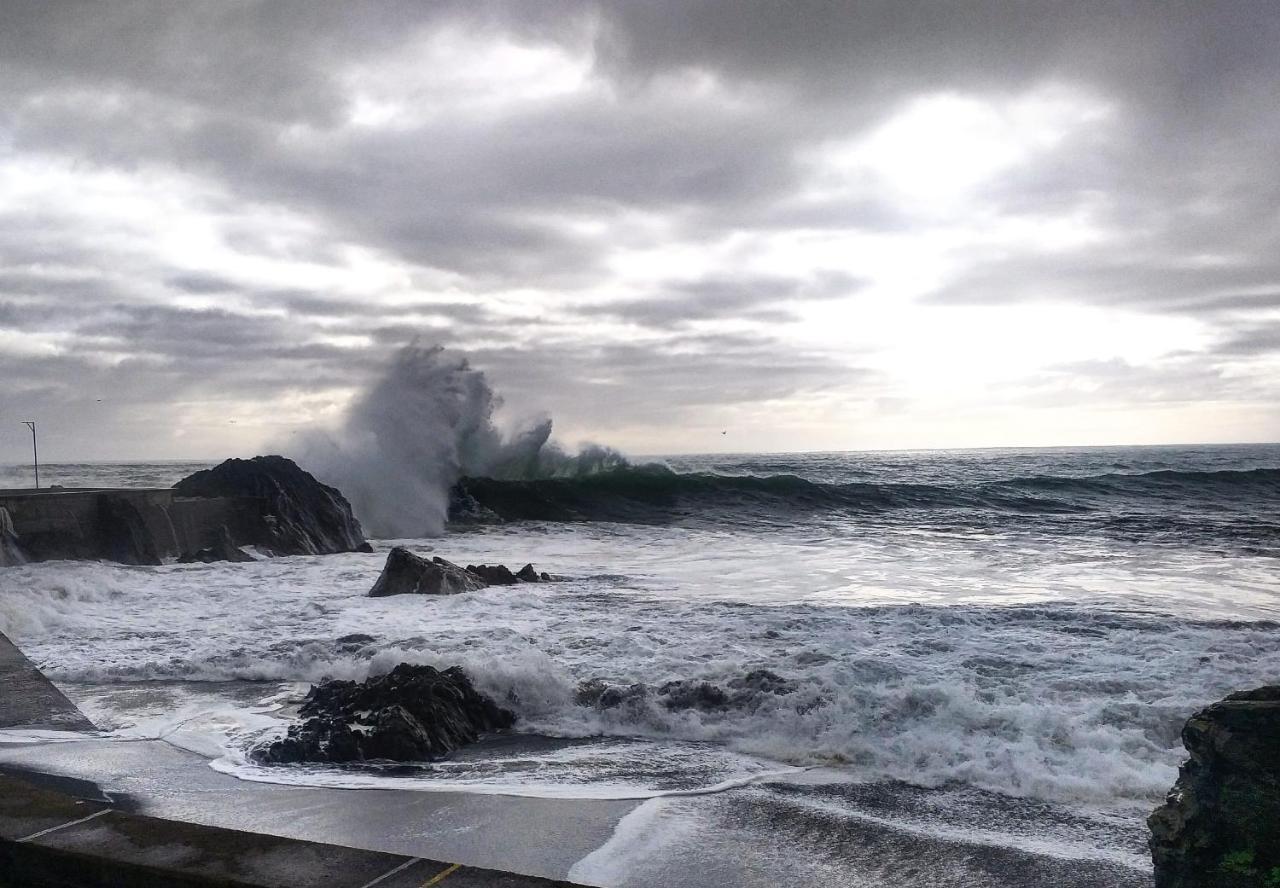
[1149,686,1280,888]
[178,526,255,564]
[369,548,552,596]
[253,663,516,764]
[466,563,552,585]
[466,563,520,585]
[576,669,799,713]
[368,548,488,597]
[174,456,368,556]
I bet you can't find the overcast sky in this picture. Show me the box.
[1,1,1278,462]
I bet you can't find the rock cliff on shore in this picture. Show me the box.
[1149,686,1280,888]
[254,663,515,764]
[174,456,369,556]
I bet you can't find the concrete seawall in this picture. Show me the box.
[0,488,262,565]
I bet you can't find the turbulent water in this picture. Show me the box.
[2,443,1279,882]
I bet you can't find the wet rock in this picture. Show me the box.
[178,526,255,564]
[335,633,376,646]
[466,562,550,584]
[659,680,730,711]
[466,563,520,585]
[598,683,650,710]
[729,669,796,695]
[174,456,367,556]
[579,670,800,714]
[1149,686,1280,887]
[368,547,487,597]
[254,663,516,765]
[516,563,551,582]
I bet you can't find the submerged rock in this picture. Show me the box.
[178,526,255,564]
[174,456,367,556]
[368,547,487,597]
[516,563,552,582]
[368,548,552,596]
[466,562,552,585]
[577,669,799,714]
[466,563,520,585]
[254,663,516,765]
[1149,686,1280,887]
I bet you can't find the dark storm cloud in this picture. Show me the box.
[586,271,863,328]
[466,332,866,431]
[1,0,1279,454]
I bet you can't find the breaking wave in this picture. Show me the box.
[288,342,626,538]
[451,466,1280,547]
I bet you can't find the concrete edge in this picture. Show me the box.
[0,771,588,888]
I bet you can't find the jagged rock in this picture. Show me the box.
[466,563,520,585]
[335,633,376,646]
[0,507,24,567]
[174,456,367,556]
[516,563,550,582]
[178,526,255,564]
[96,494,163,565]
[728,669,797,696]
[1149,686,1280,888]
[368,547,488,597]
[253,663,515,764]
[465,562,551,585]
[578,670,800,714]
[659,680,730,711]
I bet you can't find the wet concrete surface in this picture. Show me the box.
[0,738,632,883]
[0,634,94,732]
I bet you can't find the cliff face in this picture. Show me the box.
[1149,686,1280,888]
[173,456,368,556]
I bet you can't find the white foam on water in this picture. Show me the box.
[2,521,1279,810]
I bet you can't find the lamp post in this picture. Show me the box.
[21,422,38,490]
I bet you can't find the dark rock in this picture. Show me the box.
[574,678,611,707]
[465,562,550,584]
[466,563,520,585]
[178,526,255,564]
[254,663,515,764]
[174,456,367,556]
[1149,686,1280,887]
[659,680,730,711]
[598,683,650,711]
[368,547,488,597]
[356,541,374,553]
[335,633,376,646]
[96,494,163,565]
[578,670,800,715]
[728,669,797,696]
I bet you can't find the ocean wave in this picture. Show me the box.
[450,465,1280,529]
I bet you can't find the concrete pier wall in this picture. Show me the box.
[0,489,262,565]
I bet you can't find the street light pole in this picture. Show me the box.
[21,422,38,490]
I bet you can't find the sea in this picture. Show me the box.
[2,443,1279,886]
